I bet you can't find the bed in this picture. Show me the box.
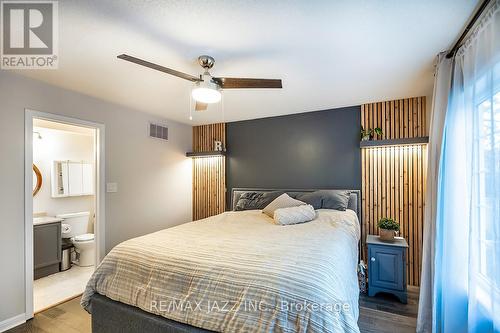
[82,188,362,333]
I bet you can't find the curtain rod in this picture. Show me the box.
[446,0,492,59]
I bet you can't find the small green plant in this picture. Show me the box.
[378,218,400,231]
[360,127,383,140]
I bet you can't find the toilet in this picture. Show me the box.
[56,211,95,267]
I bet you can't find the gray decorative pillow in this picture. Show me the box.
[262,193,305,217]
[295,190,351,211]
[235,191,283,211]
[273,204,316,225]
[292,192,322,209]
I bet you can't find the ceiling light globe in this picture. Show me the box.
[191,87,221,104]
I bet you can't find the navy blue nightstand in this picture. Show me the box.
[367,235,408,303]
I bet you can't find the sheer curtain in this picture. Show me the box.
[416,53,452,333]
[432,1,500,332]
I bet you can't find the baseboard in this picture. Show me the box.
[0,313,26,332]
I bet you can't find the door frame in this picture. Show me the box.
[24,109,106,319]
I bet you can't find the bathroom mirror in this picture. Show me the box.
[51,160,94,198]
[33,164,42,196]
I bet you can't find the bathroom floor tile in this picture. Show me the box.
[34,265,94,313]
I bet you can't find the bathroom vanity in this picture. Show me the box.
[33,217,62,279]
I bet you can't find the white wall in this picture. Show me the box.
[0,71,192,324]
[33,127,95,223]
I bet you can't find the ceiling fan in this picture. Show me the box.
[117,54,283,111]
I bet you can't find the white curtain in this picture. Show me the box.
[429,1,500,332]
[416,53,453,333]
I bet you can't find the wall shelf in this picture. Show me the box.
[360,136,429,148]
[186,151,226,158]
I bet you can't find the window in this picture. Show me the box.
[475,82,500,290]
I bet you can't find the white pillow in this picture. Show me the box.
[262,193,305,217]
[273,204,316,225]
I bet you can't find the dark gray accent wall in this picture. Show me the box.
[226,106,361,205]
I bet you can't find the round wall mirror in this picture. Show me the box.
[33,164,42,196]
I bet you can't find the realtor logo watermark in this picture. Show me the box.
[1,0,58,69]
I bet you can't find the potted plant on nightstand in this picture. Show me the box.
[377,218,400,241]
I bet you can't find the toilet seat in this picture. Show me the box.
[73,233,94,242]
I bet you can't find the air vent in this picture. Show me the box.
[149,123,168,141]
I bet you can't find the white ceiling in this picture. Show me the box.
[15,0,478,125]
[34,118,95,136]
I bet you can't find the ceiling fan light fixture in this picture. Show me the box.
[192,87,221,104]
[191,75,221,104]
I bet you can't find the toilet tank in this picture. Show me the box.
[56,211,90,238]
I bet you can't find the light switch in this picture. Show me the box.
[106,182,118,193]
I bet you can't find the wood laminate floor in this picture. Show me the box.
[358,287,419,333]
[7,295,90,333]
[8,287,418,333]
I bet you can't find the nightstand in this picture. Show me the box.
[366,235,408,303]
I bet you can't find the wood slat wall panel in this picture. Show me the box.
[192,123,226,220]
[361,97,427,286]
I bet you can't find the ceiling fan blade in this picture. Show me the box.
[213,77,282,89]
[195,101,208,111]
[117,54,201,82]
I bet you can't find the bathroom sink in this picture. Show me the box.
[33,216,63,226]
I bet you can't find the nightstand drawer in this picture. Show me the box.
[369,245,405,291]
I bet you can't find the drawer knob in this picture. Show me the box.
[371,257,376,262]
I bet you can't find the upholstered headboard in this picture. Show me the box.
[231,188,361,221]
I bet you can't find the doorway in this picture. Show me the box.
[24,110,105,319]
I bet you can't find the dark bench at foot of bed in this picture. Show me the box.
[91,294,212,333]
